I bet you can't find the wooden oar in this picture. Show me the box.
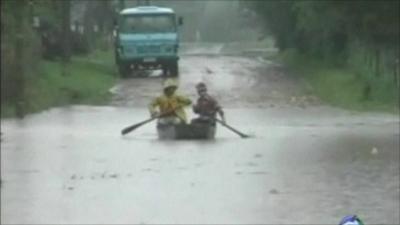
[121,109,175,135]
[214,118,251,138]
[121,117,157,135]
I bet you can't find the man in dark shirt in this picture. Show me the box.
[192,82,225,125]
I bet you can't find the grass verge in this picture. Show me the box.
[274,49,399,113]
[1,50,116,118]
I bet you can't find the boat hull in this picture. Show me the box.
[157,123,216,140]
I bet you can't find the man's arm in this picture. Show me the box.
[193,105,199,114]
[148,97,160,117]
[213,97,226,122]
[217,106,225,122]
[177,95,192,106]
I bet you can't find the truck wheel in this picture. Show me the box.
[118,64,131,78]
[170,61,179,77]
[162,65,169,77]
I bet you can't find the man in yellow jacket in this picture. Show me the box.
[149,79,192,125]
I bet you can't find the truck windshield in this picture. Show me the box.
[120,14,176,33]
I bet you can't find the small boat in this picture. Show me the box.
[157,122,216,140]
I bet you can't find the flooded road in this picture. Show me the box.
[1,44,399,224]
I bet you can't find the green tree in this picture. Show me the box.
[245,0,298,50]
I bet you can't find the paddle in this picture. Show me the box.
[121,110,173,135]
[121,117,158,135]
[213,118,251,138]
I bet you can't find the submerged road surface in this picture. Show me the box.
[1,45,399,224]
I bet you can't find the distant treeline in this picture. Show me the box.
[245,0,399,83]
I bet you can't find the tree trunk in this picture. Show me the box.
[83,0,96,53]
[374,48,380,77]
[119,0,125,10]
[61,0,71,63]
[14,0,27,118]
[60,0,71,76]
[396,58,400,88]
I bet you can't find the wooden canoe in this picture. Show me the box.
[157,123,216,140]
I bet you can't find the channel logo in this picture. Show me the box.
[339,215,364,225]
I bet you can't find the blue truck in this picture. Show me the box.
[114,6,183,77]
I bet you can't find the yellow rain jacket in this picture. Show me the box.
[149,94,192,123]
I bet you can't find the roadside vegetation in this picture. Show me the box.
[246,0,399,113]
[1,51,116,118]
[1,0,117,118]
[275,50,399,112]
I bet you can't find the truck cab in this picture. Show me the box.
[114,6,182,77]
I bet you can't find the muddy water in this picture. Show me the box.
[1,46,399,224]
